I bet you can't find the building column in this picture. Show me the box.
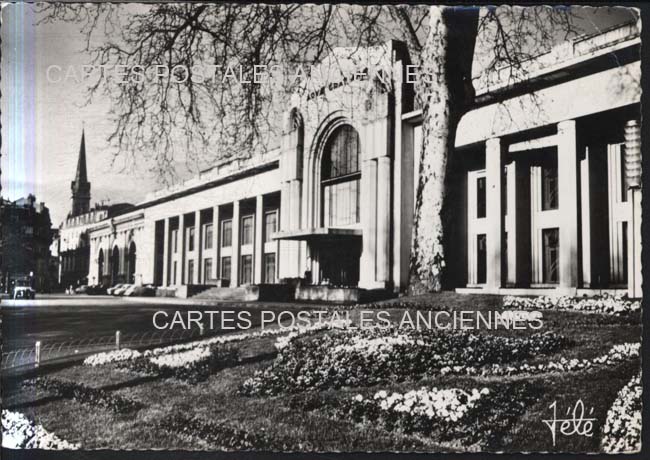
[231,201,240,286]
[359,159,377,288]
[254,195,264,284]
[162,218,170,286]
[179,213,186,285]
[557,120,579,291]
[376,156,391,285]
[194,210,201,284]
[212,206,220,279]
[486,137,503,291]
[505,162,517,287]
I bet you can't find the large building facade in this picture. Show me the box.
[81,22,641,298]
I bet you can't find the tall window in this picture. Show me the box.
[221,220,232,247]
[264,253,276,283]
[241,255,253,284]
[187,260,194,284]
[204,224,213,250]
[542,164,558,210]
[241,215,254,245]
[476,234,487,284]
[322,125,361,226]
[264,211,277,242]
[203,258,213,283]
[221,256,231,280]
[620,145,629,202]
[477,177,486,218]
[172,229,178,253]
[188,226,195,251]
[173,261,177,285]
[542,228,559,284]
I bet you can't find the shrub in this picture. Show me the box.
[601,374,641,453]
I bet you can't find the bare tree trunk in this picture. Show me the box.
[408,7,478,295]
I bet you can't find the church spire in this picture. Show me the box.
[71,128,91,217]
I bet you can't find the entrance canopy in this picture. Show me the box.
[272,227,361,242]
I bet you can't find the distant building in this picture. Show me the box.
[57,130,134,288]
[0,194,54,293]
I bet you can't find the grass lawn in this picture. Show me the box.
[3,292,641,452]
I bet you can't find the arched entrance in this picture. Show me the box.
[111,246,120,285]
[318,124,361,286]
[127,242,137,283]
[97,249,104,286]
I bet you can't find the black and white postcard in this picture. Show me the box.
[0,2,645,457]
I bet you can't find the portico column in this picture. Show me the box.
[194,210,201,284]
[486,137,503,291]
[359,159,377,288]
[557,120,579,291]
[376,156,391,285]
[162,218,170,286]
[179,213,186,285]
[625,119,642,298]
[254,195,264,284]
[212,206,220,279]
[231,201,240,286]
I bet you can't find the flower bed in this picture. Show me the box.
[26,377,142,413]
[241,328,569,395]
[448,342,640,377]
[336,382,540,447]
[503,295,640,316]
[601,374,641,453]
[2,410,79,449]
[123,345,239,384]
[83,348,142,366]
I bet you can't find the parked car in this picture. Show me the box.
[107,283,125,295]
[74,285,89,294]
[12,279,36,299]
[87,285,107,295]
[113,284,132,296]
[122,284,137,296]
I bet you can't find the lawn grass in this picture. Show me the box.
[3,293,641,452]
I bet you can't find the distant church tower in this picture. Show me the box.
[70,129,91,216]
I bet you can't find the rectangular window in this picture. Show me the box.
[264,253,276,283]
[172,229,178,253]
[241,215,254,245]
[203,258,213,283]
[221,257,231,280]
[204,224,213,250]
[187,260,194,284]
[264,211,278,242]
[172,261,177,285]
[477,177,486,218]
[187,226,195,252]
[477,234,487,284]
[323,178,360,226]
[240,255,253,284]
[542,164,558,210]
[621,221,629,283]
[542,228,559,284]
[221,220,232,247]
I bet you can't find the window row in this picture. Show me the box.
[169,210,278,253]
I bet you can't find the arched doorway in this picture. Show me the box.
[318,124,361,286]
[111,246,120,285]
[127,242,137,283]
[97,249,104,286]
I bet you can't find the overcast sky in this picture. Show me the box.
[0,4,637,226]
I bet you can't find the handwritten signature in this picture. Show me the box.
[542,400,596,446]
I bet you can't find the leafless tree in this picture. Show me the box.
[37,3,622,293]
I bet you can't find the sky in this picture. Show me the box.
[0,4,638,226]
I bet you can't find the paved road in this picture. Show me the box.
[1,295,319,350]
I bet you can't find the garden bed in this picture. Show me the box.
[1,293,641,452]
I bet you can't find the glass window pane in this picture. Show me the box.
[204,224,213,249]
[241,216,253,245]
[221,220,232,247]
[264,253,276,283]
[477,177,486,218]
[264,211,277,242]
[221,256,231,280]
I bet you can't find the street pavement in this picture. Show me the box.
[1,294,318,350]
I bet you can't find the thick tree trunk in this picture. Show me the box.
[408,7,478,295]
